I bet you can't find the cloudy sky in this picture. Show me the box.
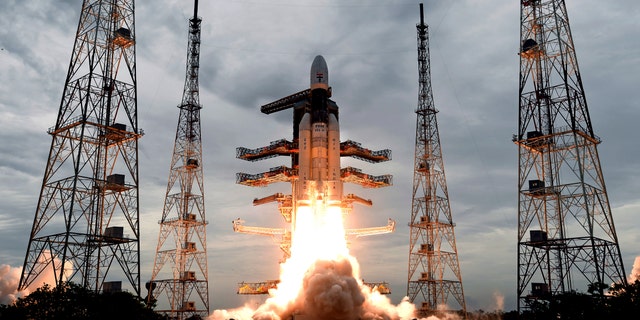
[1,0,638,313]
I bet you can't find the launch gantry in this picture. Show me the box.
[234,56,395,295]
[237,139,391,163]
[236,138,393,190]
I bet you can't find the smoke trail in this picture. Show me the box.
[492,291,504,312]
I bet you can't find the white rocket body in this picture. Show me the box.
[296,55,342,206]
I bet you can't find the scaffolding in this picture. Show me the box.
[236,139,391,164]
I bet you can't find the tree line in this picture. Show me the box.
[1,280,639,319]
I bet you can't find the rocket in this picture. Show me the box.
[234,55,395,262]
[296,55,342,207]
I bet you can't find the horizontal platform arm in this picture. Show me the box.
[346,218,395,238]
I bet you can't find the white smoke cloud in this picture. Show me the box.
[0,250,69,305]
[295,257,365,320]
[423,314,460,320]
[628,256,640,283]
[210,304,258,320]
[0,264,24,305]
[210,255,421,320]
[492,291,504,312]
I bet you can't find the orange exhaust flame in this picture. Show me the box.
[246,201,415,320]
[256,205,352,312]
[211,196,417,319]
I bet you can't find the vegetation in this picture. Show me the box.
[442,280,640,319]
[1,280,638,319]
[0,282,165,320]
[514,280,640,320]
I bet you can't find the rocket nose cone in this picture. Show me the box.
[310,55,329,89]
[311,55,327,70]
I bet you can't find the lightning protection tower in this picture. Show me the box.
[147,1,209,318]
[19,0,142,295]
[407,4,466,318]
[515,0,627,312]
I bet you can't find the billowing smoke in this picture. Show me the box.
[0,250,68,305]
[210,304,258,320]
[210,255,417,320]
[208,202,460,320]
[209,204,420,319]
[293,257,364,319]
[0,264,24,305]
[628,256,640,283]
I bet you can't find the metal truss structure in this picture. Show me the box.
[515,0,627,312]
[19,0,142,296]
[407,4,467,318]
[147,1,210,318]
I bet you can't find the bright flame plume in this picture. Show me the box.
[212,202,416,320]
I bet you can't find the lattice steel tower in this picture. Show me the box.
[18,0,142,295]
[515,0,627,312]
[407,4,466,318]
[147,1,209,318]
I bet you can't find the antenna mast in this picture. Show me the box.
[147,0,210,318]
[407,3,467,318]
